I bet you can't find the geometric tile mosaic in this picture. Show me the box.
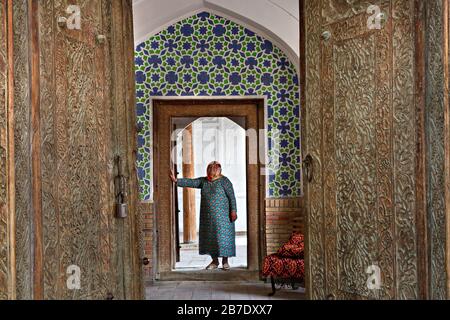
[135,12,301,200]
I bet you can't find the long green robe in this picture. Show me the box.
[177,176,237,257]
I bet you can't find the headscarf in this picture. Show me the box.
[207,161,222,181]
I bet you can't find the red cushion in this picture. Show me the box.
[262,232,305,279]
[288,232,304,246]
[276,232,304,258]
[262,254,305,279]
[277,244,304,258]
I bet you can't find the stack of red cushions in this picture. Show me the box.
[262,232,305,279]
[276,232,304,258]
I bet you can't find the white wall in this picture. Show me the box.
[132,0,300,68]
[205,0,299,57]
[133,0,204,45]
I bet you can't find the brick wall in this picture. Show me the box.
[139,202,154,282]
[139,197,304,280]
[265,198,304,255]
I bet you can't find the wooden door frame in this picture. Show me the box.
[153,98,266,280]
[445,0,450,299]
[298,0,309,300]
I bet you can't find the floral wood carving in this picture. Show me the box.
[11,0,141,300]
[425,0,447,300]
[0,0,9,301]
[13,0,33,300]
[306,0,420,300]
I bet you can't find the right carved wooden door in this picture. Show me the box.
[304,0,426,300]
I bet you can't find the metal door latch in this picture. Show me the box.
[303,154,314,183]
[115,156,128,219]
[116,192,128,219]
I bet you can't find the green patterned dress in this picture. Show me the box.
[177,176,237,258]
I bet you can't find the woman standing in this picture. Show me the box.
[169,161,238,270]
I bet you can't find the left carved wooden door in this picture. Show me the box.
[8,0,142,300]
[43,0,120,300]
[0,0,15,301]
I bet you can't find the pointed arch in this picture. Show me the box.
[134,7,299,73]
[135,11,302,201]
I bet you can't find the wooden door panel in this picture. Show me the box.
[0,0,13,301]
[305,0,421,300]
[56,0,105,300]
[39,0,114,300]
[322,6,391,299]
[9,0,141,300]
[12,0,33,300]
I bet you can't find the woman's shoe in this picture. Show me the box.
[222,263,230,271]
[206,262,219,270]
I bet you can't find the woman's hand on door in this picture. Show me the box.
[230,211,237,223]
[169,170,177,183]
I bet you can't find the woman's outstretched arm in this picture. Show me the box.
[177,177,203,189]
[169,170,203,189]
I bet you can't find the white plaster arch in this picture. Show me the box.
[132,0,300,72]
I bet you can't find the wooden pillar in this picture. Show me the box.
[182,124,197,243]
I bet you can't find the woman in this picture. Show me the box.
[169,161,238,270]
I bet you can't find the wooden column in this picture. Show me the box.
[182,124,197,243]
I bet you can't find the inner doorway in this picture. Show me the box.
[174,117,248,270]
[153,99,265,281]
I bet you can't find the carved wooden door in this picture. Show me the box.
[304,0,426,300]
[38,0,141,300]
[0,0,14,301]
[7,0,142,300]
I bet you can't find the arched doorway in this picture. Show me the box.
[153,98,266,281]
[174,117,248,270]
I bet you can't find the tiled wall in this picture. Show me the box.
[135,12,301,201]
